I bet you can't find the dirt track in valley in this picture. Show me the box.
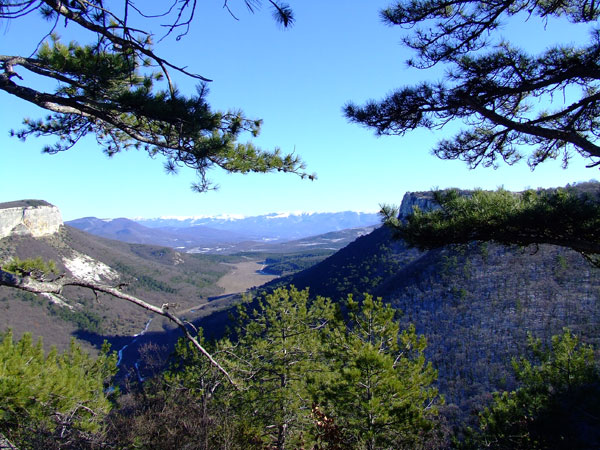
[216,259,279,295]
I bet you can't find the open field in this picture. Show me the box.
[217,259,279,295]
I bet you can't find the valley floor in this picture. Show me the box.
[216,258,279,295]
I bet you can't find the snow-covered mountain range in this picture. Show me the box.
[135,211,380,241]
[66,211,381,252]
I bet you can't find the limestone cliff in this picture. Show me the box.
[397,188,474,220]
[397,191,439,219]
[0,200,63,239]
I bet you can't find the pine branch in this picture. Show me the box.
[41,0,211,85]
[348,0,600,171]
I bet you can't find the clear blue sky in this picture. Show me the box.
[0,1,596,221]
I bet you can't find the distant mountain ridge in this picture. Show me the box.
[66,217,246,248]
[136,211,380,241]
[66,211,381,252]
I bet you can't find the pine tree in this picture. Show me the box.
[346,1,600,171]
[0,330,117,448]
[465,329,600,450]
[0,1,306,192]
[135,288,442,449]
[345,1,600,253]
[220,287,337,449]
[314,294,440,450]
[381,185,600,262]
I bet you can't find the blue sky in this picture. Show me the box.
[0,1,597,221]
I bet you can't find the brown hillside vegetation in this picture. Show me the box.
[0,225,235,353]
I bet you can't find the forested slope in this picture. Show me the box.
[270,195,600,423]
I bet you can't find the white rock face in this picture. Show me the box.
[397,192,440,220]
[63,252,119,283]
[0,200,63,239]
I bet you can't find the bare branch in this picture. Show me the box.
[0,268,237,387]
[40,0,211,84]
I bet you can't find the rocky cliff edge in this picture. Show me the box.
[0,200,63,239]
[397,191,439,220]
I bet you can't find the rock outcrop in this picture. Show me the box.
[0,200,63,239]
[397,191,439,219]
[397,188,475,220]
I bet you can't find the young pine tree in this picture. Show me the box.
[465,329,600,450]
[221,286,338,449]
[314,294,440,450]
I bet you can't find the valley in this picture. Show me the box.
[3,1,600,447]
[216,258,279,295]
[2,187,600,447]
[0,202,372,371]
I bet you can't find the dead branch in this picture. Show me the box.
[0,268,237,387]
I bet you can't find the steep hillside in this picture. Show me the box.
[271,187,600,423]
[0,224,236,358]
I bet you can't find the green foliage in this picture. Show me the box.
[281,207,600,424]
[347,0,600,261]
[464,329,600,450]
[133,273,177,294]
[111,258,227,297]
[2,290,44,306]
[111,334,251,450]
[166,328,224,399]
[47,305,104,333]
[0,330,117,447]
[261,250,334,275]
[2,2,310,193]
[346,1,600,170]
[382,185,600,259]
[314,294,440,449]
[159,287,441,449]
[277,229,414,299]
[222,287,338,448]
[3,256,57,278]
[149,287,339,449]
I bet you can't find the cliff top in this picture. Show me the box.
[0,200,53,210]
